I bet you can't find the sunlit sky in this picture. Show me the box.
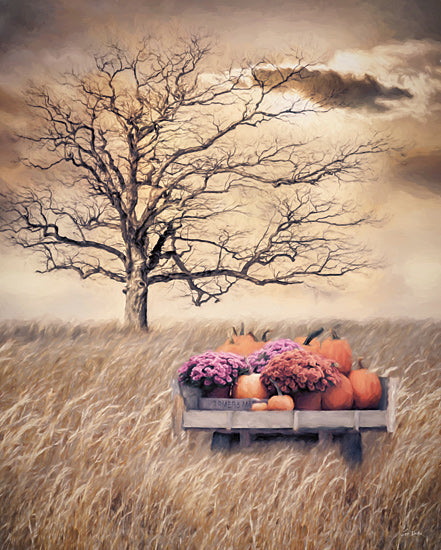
[0,0,440,324]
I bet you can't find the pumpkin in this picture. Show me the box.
[321,375,354,410]
[348,359,382,409]
[233,373,269,400]
[294,327,323,354]
[216,324,269,356]
[267,394,294,411]
[266,377,295,410]
[294,391,322,410]
[320,328,352,375]
[251,401,269,411]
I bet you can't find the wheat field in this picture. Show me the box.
[0,318,439,549]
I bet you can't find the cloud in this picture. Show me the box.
[252,66,412,111]
[325,40,441,120]
[0,86,26,167]
[0,86,23,114]
[393,149,441,196]
[0,0,55,54]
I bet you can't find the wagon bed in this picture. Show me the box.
[171,376,399,463]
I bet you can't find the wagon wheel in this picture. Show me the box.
[171,394,185,437]
[337,431,363,465]
[211,432,233,451]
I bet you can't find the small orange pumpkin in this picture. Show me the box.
[321,375,354,410]
[320,328,352,375]
[294,328,323,354]
[266,377,295,410]
[348,359,382,409]
[251,401,269,411]
[267,394,294,411]
[294,391,322,410]
[233,373,269,400]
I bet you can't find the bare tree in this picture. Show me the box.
[1,36,387,330]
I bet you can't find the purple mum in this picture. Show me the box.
[178,351,250,391]
[247,339,302,373]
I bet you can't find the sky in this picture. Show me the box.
[0,0,440,324]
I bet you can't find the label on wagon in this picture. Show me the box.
[199,398,259,410]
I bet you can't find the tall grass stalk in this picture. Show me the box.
[0,319,439,549]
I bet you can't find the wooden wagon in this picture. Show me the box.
[171,376,399,463]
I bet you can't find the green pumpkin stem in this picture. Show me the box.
[248,331,258,341]
[262,329,271,342]
[303,327,324,346]
[270,378,283,396]
[331,328,341,340]
[239,322,245,336]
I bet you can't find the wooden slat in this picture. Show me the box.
[359,410,387,428]
[183,410,232,429]
[231,411,294,429]
[199,398,257,410]
[183,409,389,431]
[386,377,399,432]
[295,411,356,430]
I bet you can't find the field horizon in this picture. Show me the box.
[0,317,440,549]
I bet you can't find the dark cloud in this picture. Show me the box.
[1,0,440,56]
[0,86,23,167]
[366,0,441,42]
[0,0,55,53]
[0,126,19,166]
[253,66,412,111]
[394,149,441,196]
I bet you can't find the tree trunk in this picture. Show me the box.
[125,279,148,330]
[124,252,149,330]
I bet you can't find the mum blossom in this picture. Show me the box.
[247,339,302,373]
[260,348,341,396]
[178,350,249,391]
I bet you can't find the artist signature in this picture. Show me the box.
[401,529,426,539]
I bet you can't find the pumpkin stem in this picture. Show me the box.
[357,357,365,369]
[248,331,258,341]
[262,329,271,342]
[303,327,324,346]
[244,357,252,373]
[331,327,341,340]
[269,377,283,396]
[239,322,245,336]
[232,326,238,336]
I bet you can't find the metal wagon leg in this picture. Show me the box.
[211,431,233,451]
[338,431,363,465]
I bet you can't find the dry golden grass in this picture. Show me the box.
[0,318,440,549]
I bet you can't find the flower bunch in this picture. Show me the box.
[247,339,302,373]
[260,348,342,395]
[177,351,250,391]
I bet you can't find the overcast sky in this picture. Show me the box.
[0,0,440,324]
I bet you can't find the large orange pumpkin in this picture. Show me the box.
[294,328,323,354]
[216,325,268,356]
[321,375,354,410]
[294,391,322,410]
[233,373,269,399]
[348,361,382,409]
[320,329,352,375]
